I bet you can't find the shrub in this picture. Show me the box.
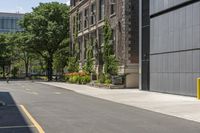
[104,79,112,85]
[80,75,91,84]
[68,75,79,83]
[64,75,69,81]
[67,57,79,73]
[65,72,91,84]
[99,73,105,83]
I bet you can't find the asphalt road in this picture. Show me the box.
[0,81,200,133]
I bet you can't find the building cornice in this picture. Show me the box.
[70,0,89,14]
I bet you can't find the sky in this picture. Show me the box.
[0,0,70,13]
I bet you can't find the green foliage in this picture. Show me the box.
[102,19,118,75]
[9,32,34,77]
[73,13,80,58]
[103,19,113,59]
[53,38,70,74]
[105,55,118,75]
[0,34,13,77]
[69,75,79,83]
[80,75,90,84]
[98,73,112,84]
[98,73,106,84]
[0,34,12,59]
[67,57,79,73]
[83,41,94,73]
[19,2,70,80]
[11,66,19,78]
[104,79,112,85]
[65,72,91,84]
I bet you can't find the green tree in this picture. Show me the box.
[53,38,70,75]
[8,32,33,77]
[11,66,19,78]
[67,57,79,73]
[0,34,12,78]
[103,19,118,75]
[68,12,79,73]
[83,41,94,74]
[20,2,70,80]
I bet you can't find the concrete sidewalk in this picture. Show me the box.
[40,82,200,123]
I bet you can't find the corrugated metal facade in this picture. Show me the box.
[150,0,200,96]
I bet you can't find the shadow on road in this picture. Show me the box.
[0,92,35,133]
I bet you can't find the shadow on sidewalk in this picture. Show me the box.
[0,92,35,133]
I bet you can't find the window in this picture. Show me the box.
[110,0,116,15]
[0,17,3,29]
[99,0,104,21]
[84,8,89,28]
[73,16,76,34]
[84,35,89,59]
[98,28,104,46]
[71,0,76,6]
[78,12,83,31]
[90,3,96,25]
[90,32,96,57]
[78,37,82,60]
[110,29,116,54]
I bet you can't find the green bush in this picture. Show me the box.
[40,76,48,80]
[80,75,91,84]
[64,75,69,81]
[32,75,37,80]
[66,73,91,84]
[99,73,105,83]
[104,79,112,85]
[98,73,112,84]
[67,57,79,73]
[70,76,79,83]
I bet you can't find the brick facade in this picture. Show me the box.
[69,0,139,87]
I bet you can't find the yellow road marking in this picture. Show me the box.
[197,78,200,100]
[20,105,45,133]
[0,125,34,129]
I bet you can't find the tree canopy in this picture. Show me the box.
[0,34,13,77]
[20,2,70,80]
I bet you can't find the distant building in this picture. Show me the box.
[0,12,24,33]
[69,0,140,88]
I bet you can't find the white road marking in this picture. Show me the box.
[0,125,35,129]
[26,92,38,95]
[54,92,61,95]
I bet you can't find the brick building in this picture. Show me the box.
[69,0,139,87]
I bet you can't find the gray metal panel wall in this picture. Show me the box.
[150,0,190,15]
[150,1,200,96]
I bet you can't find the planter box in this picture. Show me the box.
[112,75,124,85]
[90,73,97,80]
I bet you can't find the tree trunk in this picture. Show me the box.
[2,65,5,78]
[25,62,29,77]
[47,56,53,81]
